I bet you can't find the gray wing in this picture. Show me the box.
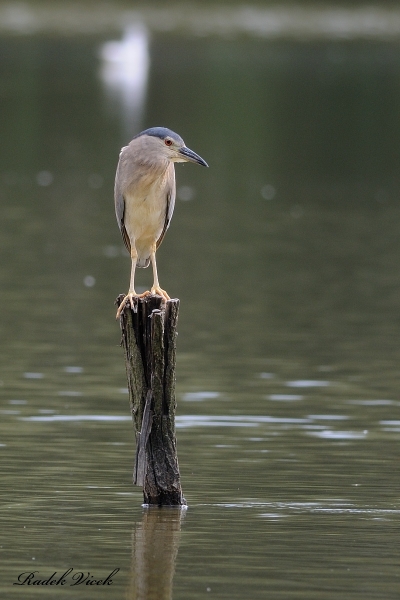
[114,149,131,254]
[156,162,176,249]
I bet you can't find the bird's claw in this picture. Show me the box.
[116,291,150,319]
[151,286,170,301]
[116,287,170,318]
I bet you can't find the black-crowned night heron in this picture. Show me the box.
[115,126,208,318]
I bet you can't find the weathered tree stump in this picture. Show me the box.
[116,294,186,506]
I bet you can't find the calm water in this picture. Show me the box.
[1,20,400,600]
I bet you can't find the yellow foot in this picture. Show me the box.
[116,291,150,319]
[151,286,170,301]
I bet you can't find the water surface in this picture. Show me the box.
[1,23,400,600]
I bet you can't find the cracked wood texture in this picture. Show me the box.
[117,294,186,506]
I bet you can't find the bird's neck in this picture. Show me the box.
[140,157,171,181]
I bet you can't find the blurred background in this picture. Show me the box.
[2,1,400,599]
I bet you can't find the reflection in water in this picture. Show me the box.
[128,508,185,600]
[100,24,150,136]
[2,30,400,600]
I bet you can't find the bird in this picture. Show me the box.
[115,126,208,318]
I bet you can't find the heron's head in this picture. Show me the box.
[135,127,208,167]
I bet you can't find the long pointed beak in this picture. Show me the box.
[178,146,208,167]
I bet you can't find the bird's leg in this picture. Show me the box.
[116,249,150,318]
[150,249,170,301]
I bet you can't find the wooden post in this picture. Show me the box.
[116,294,186,506]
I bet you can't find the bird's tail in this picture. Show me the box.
[137,256,150,268]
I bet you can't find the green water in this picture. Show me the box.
[1,24,400,600]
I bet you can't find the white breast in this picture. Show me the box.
[124,184,167,265]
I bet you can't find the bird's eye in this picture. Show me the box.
[164,139,173,146]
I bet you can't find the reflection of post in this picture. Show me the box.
[128,508,185,600]
[118,295,185,506]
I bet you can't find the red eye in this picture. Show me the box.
[164,139,172,146]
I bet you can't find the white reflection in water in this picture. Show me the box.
[382,428,400,432]
[307,430,368,440]
[17,413,372,440]
[99,24,150,136]
[259,372,275,379]
[208,501,400,518]
[36,170,53,186]
[349,399,398,406]
[103,245,120,258]
[20,415,131,422]
[182,391,220,401]
[64,366,83,373]
[176,415,309,428]
[23,372,44,379]
[286,379,330,387]
[83,275,96,287]
[308,414,350,420]
[267,394,303,401]
[215,444,237,448]
[19,414,309,427]
[177,185,195,201]
[261,184,276,200]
